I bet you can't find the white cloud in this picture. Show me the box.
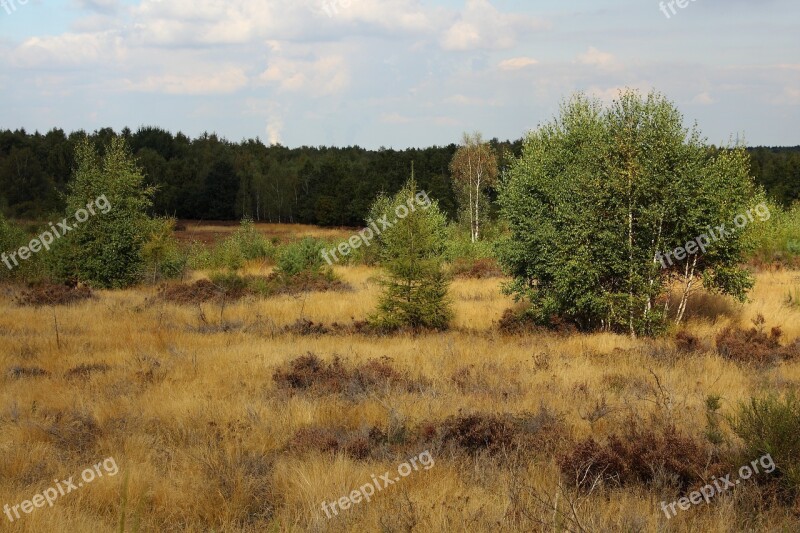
[444,94,483,105]
[258,55,350,97]
[441,0,547,51]
[692,91,715,105]
[125,66,249,95]
[499,57,539,70]
[13,32,128,68]
[577,47,620,71]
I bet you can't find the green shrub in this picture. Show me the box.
[230,217,273,261]
[208,271,250,294]
[745,201,800,265]
[142,218,187,283]
[186,219,274,274]
[732,393,800,496]
[276,237,327,278]
[444,225,495,263]
[0,214,26,281]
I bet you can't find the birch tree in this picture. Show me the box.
[449,132,498,242]
[497,90,758,336]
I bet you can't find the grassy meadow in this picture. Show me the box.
[1,223,799,532]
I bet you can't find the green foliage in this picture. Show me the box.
[58,137,154,288]
[208,270,250,293]
[744,201,800,264]
[732,393,800,496]
[142,218,187,283]
[370,178,452,330]
[275,237,327,278]
[230,217,274,261]
[443,223,496,262]
[0,214,26,281]
[186,218,274,273]
[497,90,758,335]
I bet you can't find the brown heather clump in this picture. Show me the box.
[272,353,421,396]
[6,366,50,379]
[675,330,703,353]
[159,278,246,304]
[450,257,505,279]
[432,408,567,457]
[64,362,112,380]
[287,426,388,460]
[716,314,800,364]
[558,423,715,491]
[15,283,93,306]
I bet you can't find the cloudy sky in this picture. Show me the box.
[0,0,798,148]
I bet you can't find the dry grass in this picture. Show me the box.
[1,251,799,531]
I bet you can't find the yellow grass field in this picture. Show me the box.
[1,254,799,531]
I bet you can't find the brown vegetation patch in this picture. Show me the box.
[159,273,352,306]
[450,364,523,399]
[272,353,422,396]
[558,423,714,491]
[280,319,375,337]
[159,279,246,305]
[451,257,505,279]
[7,366,50,379]
[287,425,388,460]
[15,283,93,306]
[426,407,567,457]
[39,409,102,455]
[268,271,353,296]
[498,308,577,335]
[716,315,800,365]
[675,330,703,353]
[65,363,112,380]
[282,318,330,336]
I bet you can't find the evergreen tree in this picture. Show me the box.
[59,137,154,288]
[370,170,452,330]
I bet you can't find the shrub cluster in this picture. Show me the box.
[716,315,800,364]
[558,423,715,491]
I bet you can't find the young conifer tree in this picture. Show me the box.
[370,167,452,330]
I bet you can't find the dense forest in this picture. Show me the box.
[0,127,797,226]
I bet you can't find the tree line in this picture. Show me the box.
[1,126,796,225]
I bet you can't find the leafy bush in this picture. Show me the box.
[0,214,26,281]
[732,393,800,497]
[745,201,800,266]
[142,218,187,283]
[230,217,273,261]
[186,219,274,273]
[275,237,327,278]
[497,90,759,335]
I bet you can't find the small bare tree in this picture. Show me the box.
[449,132,498,243]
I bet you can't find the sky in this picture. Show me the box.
[0,0,798,149]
